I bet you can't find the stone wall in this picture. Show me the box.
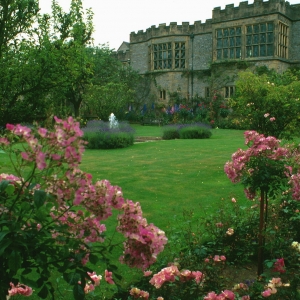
[192,33,213,70]
[130,43,149,74]
[124,0,300,102]
[290,20,300,63]
[212,0,300,22]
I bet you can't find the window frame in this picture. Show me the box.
[151,42,186,71]
[245,22,274,58]
[216,26,242,60]
[278,22,288,59]
[224,86,235,98]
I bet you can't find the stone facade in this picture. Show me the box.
[116,0,300,103]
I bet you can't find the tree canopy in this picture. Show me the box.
[0,0,149,127]
[229,69,300,139]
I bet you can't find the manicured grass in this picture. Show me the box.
[0,128,248,232]
[81,128,248,231]
[131,124,164,137]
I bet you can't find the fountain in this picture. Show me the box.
[109,113,119,129]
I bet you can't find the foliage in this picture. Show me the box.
[201,199,259,265]
[224,130,292,275]
[82,47,129,121]
[229,70,300,139]
[0,0,95,126]
[0,117,166,299]
[83,120,135,149]
[163,91,231,127]
[161,127,180,140]
[123,128,300,299]
[83,81,134,121]
[162,123,212,140]
[224,130,289,199]
[0,0,156,126]
[127,190,300,299]
[179,126,212,139]
[0,0,39,59]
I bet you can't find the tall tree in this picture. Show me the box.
[48,0,94,118]
[82,46,154,121]
[0,0,95,126]
[0,0,39,59]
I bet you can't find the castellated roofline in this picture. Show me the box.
[213,0,300,22]
[130,20,212,43]
[130,0,300,44]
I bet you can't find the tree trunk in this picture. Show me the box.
[258,188,267,275]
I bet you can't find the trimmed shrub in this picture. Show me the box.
[162,123,212,140]
[162,126,180,140]
[179,126,212,139]
[82,120,135,149]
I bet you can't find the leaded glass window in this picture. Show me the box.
[246,22,274,58]
[152,42,185,70]
[175,42,186,69]
[216,26,241,60]
[278,22,288,59]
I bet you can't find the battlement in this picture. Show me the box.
[130,20,212,44]
[213,0,300,22]
[130,0,300,44]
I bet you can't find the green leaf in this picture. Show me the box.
[0,239,12,256]
[22,268,32,275]
[113,273,122,280]
[73,283,85,300]
[107,264,118,271]
[88,253,98,264]
[266,261,274,268]
[0,230,10,242]
[37,285,48,299]
[5,184,15,196]
[21,202,31,211]
[34,190,47,209]
[8,250,22,272]
[0,181,9,192]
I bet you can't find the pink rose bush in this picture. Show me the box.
[8,283,33,297]
[149,264,204,289]
[224,130,289,199]
[0,117,167,299]
[204,290,235,300]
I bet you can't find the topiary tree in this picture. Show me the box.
[224,130,290,275]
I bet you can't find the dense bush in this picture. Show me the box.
[82,120,135,149]
[127,196,300,299]
[162,123,212,140]
[162,126,180,140]
[179,125,212,139]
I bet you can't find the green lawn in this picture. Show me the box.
[131,124,164,137]
[80,128,248,231]
[0,128,248,232]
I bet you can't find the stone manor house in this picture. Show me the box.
[115,0,300,103]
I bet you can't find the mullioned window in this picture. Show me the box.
[216,27,242,60]
[215,22,283,60]
[151,42,185,70]
[246,22,274,58]
[278,22,288,59]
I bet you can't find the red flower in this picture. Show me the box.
[273,258,285,273]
